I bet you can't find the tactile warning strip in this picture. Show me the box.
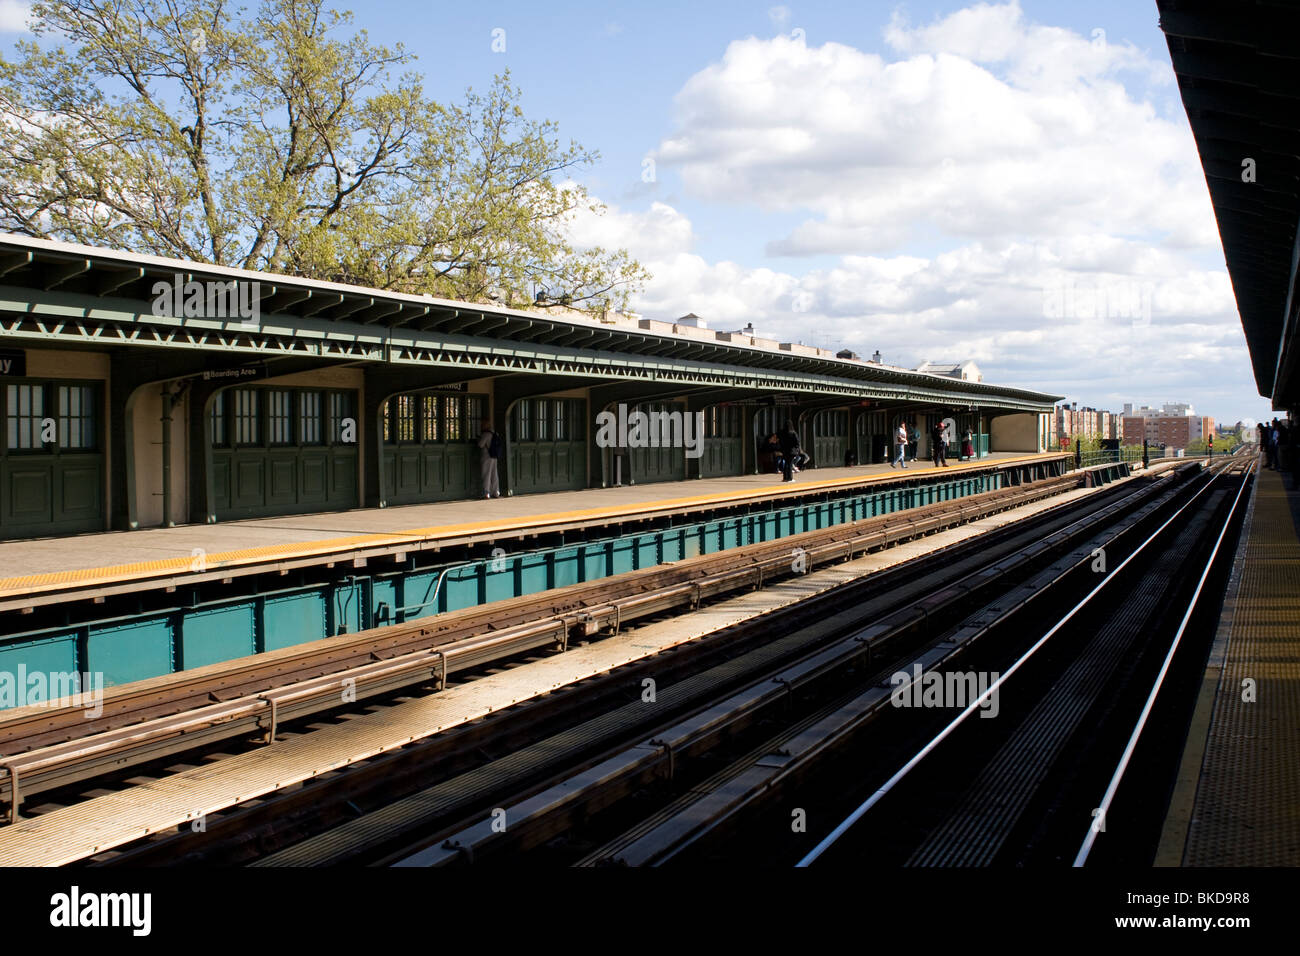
[1182,467,1300,866]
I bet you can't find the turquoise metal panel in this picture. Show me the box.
[700,520,720,553]
[402,572,442,621]
[635,534,659,569]
[370,579,398,629]
[611,537,636,574]
[264,591,328,650]
[485,560,516,603]
[661,529,684,563]
[520,551,550,595]
[553,547,581,589]
[183,603,256,669]
[443,568,480,612]
[683,528,702,560]
[89,616,174,686]
[0,631,79,709]
[332,581,365,634]
[582,542,609,580]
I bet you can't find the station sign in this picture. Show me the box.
[198,362,273,384]
[0,349,25,376]
[720,395,798,406]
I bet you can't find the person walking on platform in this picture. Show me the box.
[778,421,799,482]
[477,419,503,498]
[907,423,919,462]
[931,420,948,467]
[961,428,974,461]
[892,422,908,468]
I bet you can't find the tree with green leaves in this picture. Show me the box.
[0,0,648,310]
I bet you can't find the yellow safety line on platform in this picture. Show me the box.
[0,453,1064,598]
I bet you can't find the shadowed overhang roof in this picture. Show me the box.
[1159,0,1300,407]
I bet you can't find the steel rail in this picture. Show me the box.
[337,470,1203,867]
[1072,462,1254,866]
[796,462,1233,866]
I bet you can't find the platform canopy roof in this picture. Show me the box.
[0,232,1061,410]
[1159,0,1300,408]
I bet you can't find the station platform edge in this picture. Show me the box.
[0,452,1068,600]
[1158,464,1300,866]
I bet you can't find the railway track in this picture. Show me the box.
[81,461,1206,867]
[369,460,1239,868]
[293,458,1237,869]
[0,468,1088,830]
[794,457,1252,869]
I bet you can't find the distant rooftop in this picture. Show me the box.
[915,360,983,383]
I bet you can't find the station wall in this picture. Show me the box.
[990,412,1051,452]
[132,387,189,528]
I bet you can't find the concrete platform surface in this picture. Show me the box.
[1158,463,1300,866]
[0,452,1062,596]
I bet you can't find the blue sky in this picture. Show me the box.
[0,0,1274,428]
[326,0,1273,427]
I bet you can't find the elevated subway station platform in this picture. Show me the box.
[0,233,1061,542]
[0,452,1080,691]
[0,451,1070,604]
[1159,463,1300,866]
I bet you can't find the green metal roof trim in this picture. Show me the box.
[0,232,1061,410]
[1159,0,1300,405]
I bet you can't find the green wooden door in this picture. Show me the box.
[1,380,105,539]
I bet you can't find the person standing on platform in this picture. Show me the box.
[778,421,799,482]
[908,423,919,462]
[892,422,908,468]
[962,428,974,461]
[477,419,502,498]
[931,420,949,467]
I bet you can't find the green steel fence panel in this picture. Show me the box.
[1,462,1045,687]
[400,572,441,622]
[264,590,328,650]
[611,537,636,574]
[443,568,480,613]
[0,631,80,709]
[183,603,257,669]
[553,547,581,589]
[520,551,551,594]
[485,560,516,603]
[661,529,684,563]
[683,527,703,560]
[369,580,398,629]
[635,534,659,569]
[331,580,366,635]
[89,617,174,686]
[582,542,609,581]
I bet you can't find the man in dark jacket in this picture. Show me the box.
[778,421,799,482]
[930,420,948,467]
